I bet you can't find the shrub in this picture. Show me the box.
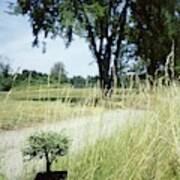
[23,131,70,172]
[0,77,13,91]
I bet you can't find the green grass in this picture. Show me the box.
[0,175,5,180]
[0,100,103,130]
[0,87,100,101]
[1,83,180,179]
[0,84,155,130]
[0,87,103,130]
[51,85,180,180]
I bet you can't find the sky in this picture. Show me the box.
[0,0,98,77]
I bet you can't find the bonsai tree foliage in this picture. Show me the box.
[23,131,70,173]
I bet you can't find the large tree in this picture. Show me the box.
[129,0,180,81]
[13,0,132,93]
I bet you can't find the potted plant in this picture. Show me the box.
[23,131,70,180]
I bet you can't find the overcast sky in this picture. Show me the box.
[0,0,98,77]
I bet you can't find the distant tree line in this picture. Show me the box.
[0,59,99,91]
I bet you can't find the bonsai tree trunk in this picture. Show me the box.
[45,152,51,173]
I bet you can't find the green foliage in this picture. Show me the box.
[129,0,180,76]
[0,62,11,78]
[0,58,13,91]
[23,131,70,172]
[0,76,13,91]
[14,70,48,87]
[0,174,5,180]
[86,75,98,87]
[50,62,68,83]
[12,68,98,88]
[13,0,106,46]
[70,76,86,88]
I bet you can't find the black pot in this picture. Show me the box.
[34,171,68,180]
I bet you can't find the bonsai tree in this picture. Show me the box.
[23,131,70,173]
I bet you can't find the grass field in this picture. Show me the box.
[52,85,180,180]
[1,83,180,180]
[0,84,159,130]
[0,87,103,130]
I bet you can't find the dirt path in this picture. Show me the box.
[0,109,143,180]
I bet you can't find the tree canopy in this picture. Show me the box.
[129,0,180,78]
[13,0,180,90]
[0,56,13,91]
[50,61,68,83]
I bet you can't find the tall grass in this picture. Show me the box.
[0,76,157,130]
[0,74,105,130]
[0,86,103,130]
[1,75,180,180]
[53,85,180,180]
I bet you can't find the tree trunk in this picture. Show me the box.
[97,58,113,97]
[113,59,119,88]
[46,161,51,173]
[147,60,156,86]
[45,153,51,173]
